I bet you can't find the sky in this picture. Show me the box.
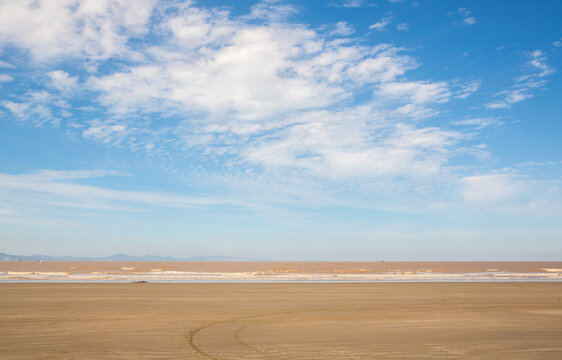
[0,0,561,260]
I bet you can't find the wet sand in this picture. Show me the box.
[1,283,561,359]
[2,261,562,282]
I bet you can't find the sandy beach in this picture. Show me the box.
[1,282,561,359]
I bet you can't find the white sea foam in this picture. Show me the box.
[1,270,561,283]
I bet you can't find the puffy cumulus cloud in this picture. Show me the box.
[47,70,78,91]
[80,1,481,184]
[88,7,422,124]
[0,0,155,61]
[241,109,461,179]
[0,1,484,196]
[89,24,346,120]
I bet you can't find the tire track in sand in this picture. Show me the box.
[185,299,451,359]
[185,309,315,360]
[234,324,286,360]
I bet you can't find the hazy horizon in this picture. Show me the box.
[0,1,561,260]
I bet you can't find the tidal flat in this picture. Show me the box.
[1,282,561,359]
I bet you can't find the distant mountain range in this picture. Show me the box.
[0,252,253,262]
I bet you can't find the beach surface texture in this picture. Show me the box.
[1,282,562,359]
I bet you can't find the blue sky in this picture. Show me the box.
[0,0,561,260]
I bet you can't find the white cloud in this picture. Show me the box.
[528,50,554,77]
[0,170,234,212]
[396,23,408,32]
[457,173,562,216]
[89,10,423,125]
[451,117,502,129]
[340,0,363,7]
[377,81,451,104]
[373,80,452,119]
[485,101,509,109]
[82,119,129,144]
[460,174,522,204]
[518,161,562,167]
[1,100,30,115]
[47,70,78,90]
[486,51,553,109]
[0,1,494,211]
[0,60,15,68]
[246,1,298,22]
[0,0,156,61]
[450,8,476,26]
[1,99,54,126]
[242,110,461,179]
[80,2,468,184]
[485,81,543,109]
[328,22,355,36]
[553,38,562,47]
[454,79,480,98]
[369,16,394,31]
[0,74,13,82]
[1,90,60,126]
[452,8,471,17]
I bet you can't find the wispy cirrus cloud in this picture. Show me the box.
[369,16,394,31]
[0,170,236,212]
[0,73,13,82]
[1,90,64,126]
[396,23,408,32]
[449,8,476,26]
[0,60,15,68]
[486,50,554,109]
[451,117,503,130]
[332,0,363,8]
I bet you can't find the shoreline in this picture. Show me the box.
[1,261,561,282]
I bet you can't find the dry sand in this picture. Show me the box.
[1,283,562,359]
